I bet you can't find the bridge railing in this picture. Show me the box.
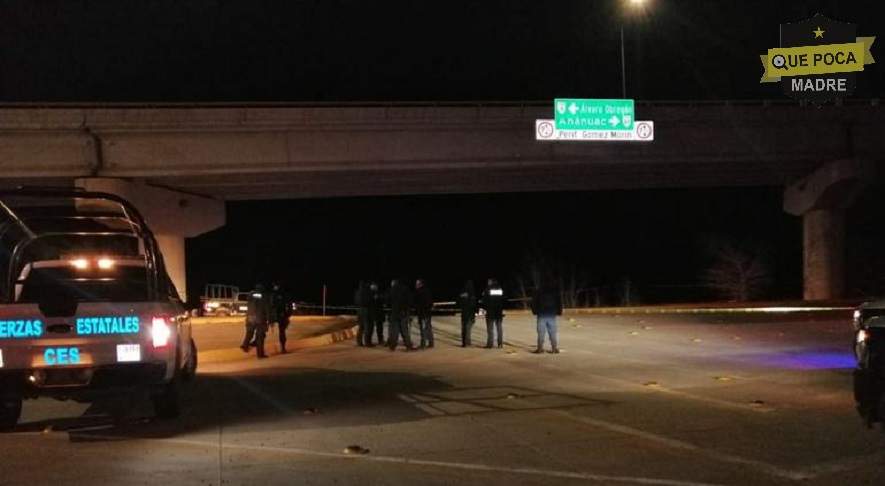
[0,99,879,110]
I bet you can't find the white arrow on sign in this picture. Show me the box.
[609,115,620,126]
[568,103,579,115]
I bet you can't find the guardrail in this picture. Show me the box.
[0,99,879,109]
[294,299,863,316]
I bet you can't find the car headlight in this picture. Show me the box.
[854,328,870,365]
[857,329,869,345]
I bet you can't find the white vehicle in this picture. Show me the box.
[200,286,251,317]
[200,284,240,316]
[0,188,197,430]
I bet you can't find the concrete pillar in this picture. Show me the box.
[155,234,187,301]
[784,158,874,301]
[802,209,844,301]
[74,177,225,302]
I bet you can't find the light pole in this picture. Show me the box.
[620,0,647,99]
[620,25,627,98]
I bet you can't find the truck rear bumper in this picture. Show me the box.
[0,363,168,399]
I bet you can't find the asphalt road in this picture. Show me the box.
[189,315,356,357]
[2,310,884,486]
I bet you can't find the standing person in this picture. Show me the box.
[457,280,478,347]
[270,282,291,354]
[531,280,563,354]
[480,278,505,349]
[414,278,434,349]
[241,283,270,359]
[368,280,386,345]
[354,280,372,347]
[240,282,259,352]
[386,278,415,351]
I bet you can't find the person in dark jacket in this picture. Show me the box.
[270,282,291,354]
[241,283,271,359]
[386,278,415,351]
[354,280,373,347]
[531,281,563,354]
[414,278,434,349]
[480,278,505,348]
[368,280,385,345]
[457,280,478,347]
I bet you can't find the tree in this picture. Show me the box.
[514,248,591,309]
[702,238,771,302]
[619,277,640,306]
[559,262,586,308]
[513,247,547,309]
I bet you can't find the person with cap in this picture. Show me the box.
[531,279,563,354]
[242,283,271,358]
[457,280,478,347]
[270,282,291,354]
[480,278,505,349]
[414,278,434,349]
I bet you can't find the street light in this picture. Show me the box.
[620,0,648,99]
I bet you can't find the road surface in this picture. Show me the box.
[1,310,882,486]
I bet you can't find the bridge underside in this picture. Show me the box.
[151,160,823,200]
[0,102,881,200]
[1,102,882,301]
[0,161,825,200]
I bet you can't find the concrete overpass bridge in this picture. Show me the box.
[1,101,882,301]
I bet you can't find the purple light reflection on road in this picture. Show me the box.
[731,351,855,370]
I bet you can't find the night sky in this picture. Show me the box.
[1,0,882,101]
[1,1,883,304]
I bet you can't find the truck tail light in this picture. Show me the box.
[151,316,172,349]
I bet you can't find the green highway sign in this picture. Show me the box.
[554,98,634,130]
[536,119,654,142]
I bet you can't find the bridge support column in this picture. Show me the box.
[74,177,225,302]
[784,158,874,301]
[155,234,187,301]
[801,209,844,301]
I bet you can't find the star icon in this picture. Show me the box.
[813,26,825,38]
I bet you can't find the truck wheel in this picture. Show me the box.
[152,347,182,419]
[0,397,22,431]
[878,394,885,434]
[181,338,198,382]
[216,308,230,317]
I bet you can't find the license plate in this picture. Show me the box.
[117,344,141,362]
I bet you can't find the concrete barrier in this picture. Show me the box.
[196,316,357,363]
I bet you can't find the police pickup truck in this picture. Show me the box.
[0,188,197,430]
[853,298,885,430]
